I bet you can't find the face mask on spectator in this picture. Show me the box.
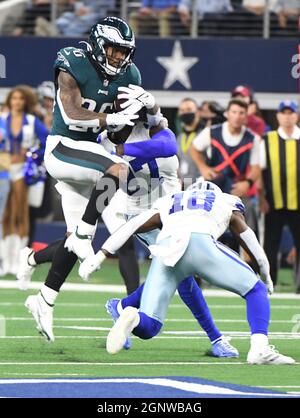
[179,112,196,125]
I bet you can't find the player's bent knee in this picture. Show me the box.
[245,279,267,299]
[132,312,162,339]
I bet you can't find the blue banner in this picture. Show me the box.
[0,37,298,92]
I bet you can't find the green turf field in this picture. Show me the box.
[0,261,299,394]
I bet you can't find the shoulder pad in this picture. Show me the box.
[223,193,245,214]
[54,47,87,83]
[126,64,142,86]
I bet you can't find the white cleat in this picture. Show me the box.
[247,345,295,365]
[64,231,94,262]
[17,247,35,291]
[106,306,139,355]
[25,293,55,342]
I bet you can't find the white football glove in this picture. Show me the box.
[78,250,107,281]
[258,260,274,295]
[106,112,139,132]
[264,274,274,295]
[118,84,155,110]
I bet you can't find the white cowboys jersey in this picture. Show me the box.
[102,123,181,216]
[153,188,245,242]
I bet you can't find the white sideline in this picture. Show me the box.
[0,280,300,299]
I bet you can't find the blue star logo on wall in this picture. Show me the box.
[157,41,199,89]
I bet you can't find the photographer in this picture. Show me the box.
[199,100,227,127]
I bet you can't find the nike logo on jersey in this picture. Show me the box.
[98,89,109,95]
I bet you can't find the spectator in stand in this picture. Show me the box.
[36,0,114,37]
[178,0,233,33]
[129,0,180,37]
[231,85,266,137]
[242,0,277,15]
[272,0,300,28]
[259,101,300,292]
[12,0,51,36]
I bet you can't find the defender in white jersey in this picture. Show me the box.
[101,121,181,238]
[80,180,295,365]
[101,123,239,357]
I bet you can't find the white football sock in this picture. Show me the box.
[250,333,268,349]
[40,285,58,306]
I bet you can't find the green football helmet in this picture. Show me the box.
[88,17,136,79]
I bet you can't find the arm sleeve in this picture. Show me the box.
[239,227,270,279]
[102,209,159,254]
[34,117,49,149]
[123,128,177,159]
[192,127,211,151]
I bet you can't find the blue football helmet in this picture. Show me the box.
[187,178,222,194]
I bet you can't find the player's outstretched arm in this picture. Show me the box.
[57,71,138,129]
[78,209,161,280]
[229,211,273,294]
[116,126,177,160]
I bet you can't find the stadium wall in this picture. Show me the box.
[0,37,298,108]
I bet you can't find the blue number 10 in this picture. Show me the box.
[169,191,216,214]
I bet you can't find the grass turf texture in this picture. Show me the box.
[0,261,299,393]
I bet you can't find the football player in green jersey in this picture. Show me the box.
[25,17,159,342]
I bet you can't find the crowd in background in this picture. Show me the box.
[1,0,299,37]
[0,80,299,292]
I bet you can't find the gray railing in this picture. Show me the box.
[0,0,298,38]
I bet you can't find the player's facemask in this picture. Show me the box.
[88,18,136,79]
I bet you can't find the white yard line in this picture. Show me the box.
[1,333,300,340]
[261,386,300,388]
[0,361,257,366]
[0,280,300,299]
[3,317,298,324]
[0,361,298,367]
[1,302,299,309]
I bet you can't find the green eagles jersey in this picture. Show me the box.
[51,47,142,142]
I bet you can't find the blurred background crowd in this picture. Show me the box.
[0,0,299,293]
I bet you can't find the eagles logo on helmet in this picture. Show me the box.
[88,17,136,79]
